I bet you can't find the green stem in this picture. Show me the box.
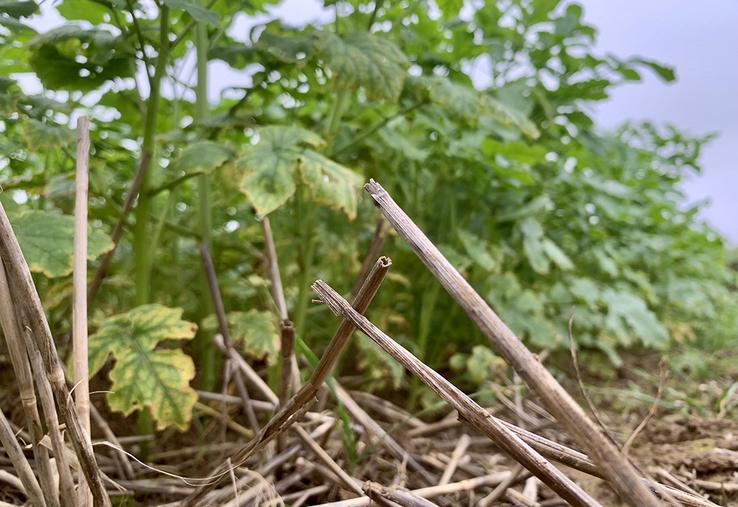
[133,5,169,306]
[293,187,317,339]
[325,90,351,140]
[293,90,351,340]
[194,14,217,389]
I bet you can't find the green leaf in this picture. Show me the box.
[237,126,361,217]
[602,289,669,348]
[570,278,600,306]
[171,141,234,174]
[483,95,540,139]
[519,218,549,275]
[633,58,676,82]
[204,310,279,365]
[56,0,107,23]
[466,345,505,384]
[163,0,218,26]
[29,25,135,91]
[315,31,408,102]
[420,76,481,121]
[89,305,198,431]
[11,209,113,278]
[458,229,496,271]
[0,0,37,18]
[20,119,74,150]
[542,238,573,270]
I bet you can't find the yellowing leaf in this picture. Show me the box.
[298,150,363,220]
[89,305,198,431]
[11,209,113,278]
[237,126,362,218]
[315,31,408,102]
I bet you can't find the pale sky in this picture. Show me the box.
[22,1,737,241]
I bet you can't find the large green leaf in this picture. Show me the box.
[89,305,198,431]
[29,25,135,91]
[315,31,408,102]
[237,126,362,217]
[11,209,113,278]
[171,141,234,174]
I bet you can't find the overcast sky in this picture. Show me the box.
[25,1,737,241]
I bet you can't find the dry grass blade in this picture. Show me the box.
[312,280,601,507]
[363,179,659,507]
[438,433,469,485]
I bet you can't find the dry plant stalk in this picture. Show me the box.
[0,407,46,507]
[313,281,602,506]
[73,116,93,507]
[184,257,393,505]
[0,203,111,507]
[259,216,297,405]
[363,179,660,507]
[0,265,58,506]
[364,482,439,507]
[199,242,257,425]
[313,472,513,507]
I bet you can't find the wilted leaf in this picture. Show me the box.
[315,31,408,102]
[89,305,198,430]
[171,141,234,174]
[11,209,113,278]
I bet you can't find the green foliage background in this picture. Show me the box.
[1,0,735,428]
